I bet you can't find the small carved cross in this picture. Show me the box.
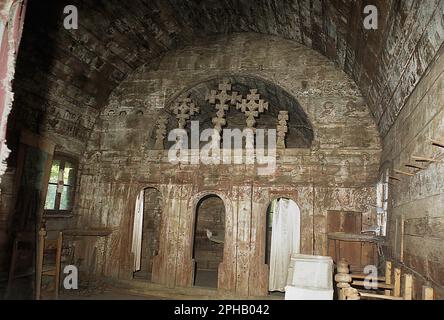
[172,96,199,129]
[154,116,168,150]
[277,111,289,149]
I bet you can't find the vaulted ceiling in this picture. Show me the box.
[8,0,444,152]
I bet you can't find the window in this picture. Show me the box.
[376,168,390,237]
[44,155,77,215]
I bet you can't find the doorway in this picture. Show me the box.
[192,195,225,288]
[131,188,162,281]
[265,198,301,293]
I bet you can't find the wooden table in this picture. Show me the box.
[327,232,384,272]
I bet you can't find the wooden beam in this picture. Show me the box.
[351,274,385,281]
[389,176,401,182]
[394,268,401,297]
[394,169,415,177]
[431,139,444,148]
[400,217,405,263]
[405,164,425,170]
[352,280,394,290]
[412,155,439,163]
[359,292,404,301]
[385,261,392,296]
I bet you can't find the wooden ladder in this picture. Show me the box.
[35,227,63,300]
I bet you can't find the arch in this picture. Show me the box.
[265,197,301,293]
[131,186,163,281]
[152,74,314,150]
[191,193,226,288]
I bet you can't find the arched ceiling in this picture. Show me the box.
[8,0,444,153]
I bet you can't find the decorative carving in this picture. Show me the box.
[277,111,289,149]
[319,101,335,119]
[335,259,352,300]
[154,115,168,150]
[237,89,269,129]
[206,79,242,138]
[173,96,199,129]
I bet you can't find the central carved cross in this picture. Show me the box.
[237,89,269,128]
[206,79,242,134]
[206,79,242,107]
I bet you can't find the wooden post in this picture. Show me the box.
[384,261,392,296]
[400,217,405,263]
[422,286,434,300]
[35,227,47,300]
[404,274,413,300]
[54,232,63,299]
[335,259,352,300]
[394,268,401,297]
[343,287,360,300]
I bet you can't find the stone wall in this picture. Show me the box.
[383,44,444,300]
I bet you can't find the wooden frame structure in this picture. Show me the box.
[335,259,434,300]
[35,227,63,300]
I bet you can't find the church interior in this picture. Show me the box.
[0,0,443,301]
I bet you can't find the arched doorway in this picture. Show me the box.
[192,195,225,288]
[131,188,162,281]
[265,198,301,293]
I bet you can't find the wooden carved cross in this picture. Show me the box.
[237,89,269,128]
[207,79,242,139]
[173,96,199,129]
[154,116,168,149]
[206,79,242,107]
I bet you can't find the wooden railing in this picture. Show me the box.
[334,259,434,300]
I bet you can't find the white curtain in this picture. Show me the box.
[269,199,300,292]
[131,190,145,272]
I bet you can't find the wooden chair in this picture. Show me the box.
[35,227,63,300]
[5,231,35,299]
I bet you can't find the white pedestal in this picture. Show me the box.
[285,254,334,300]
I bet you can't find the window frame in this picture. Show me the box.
[44,153,78,216]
